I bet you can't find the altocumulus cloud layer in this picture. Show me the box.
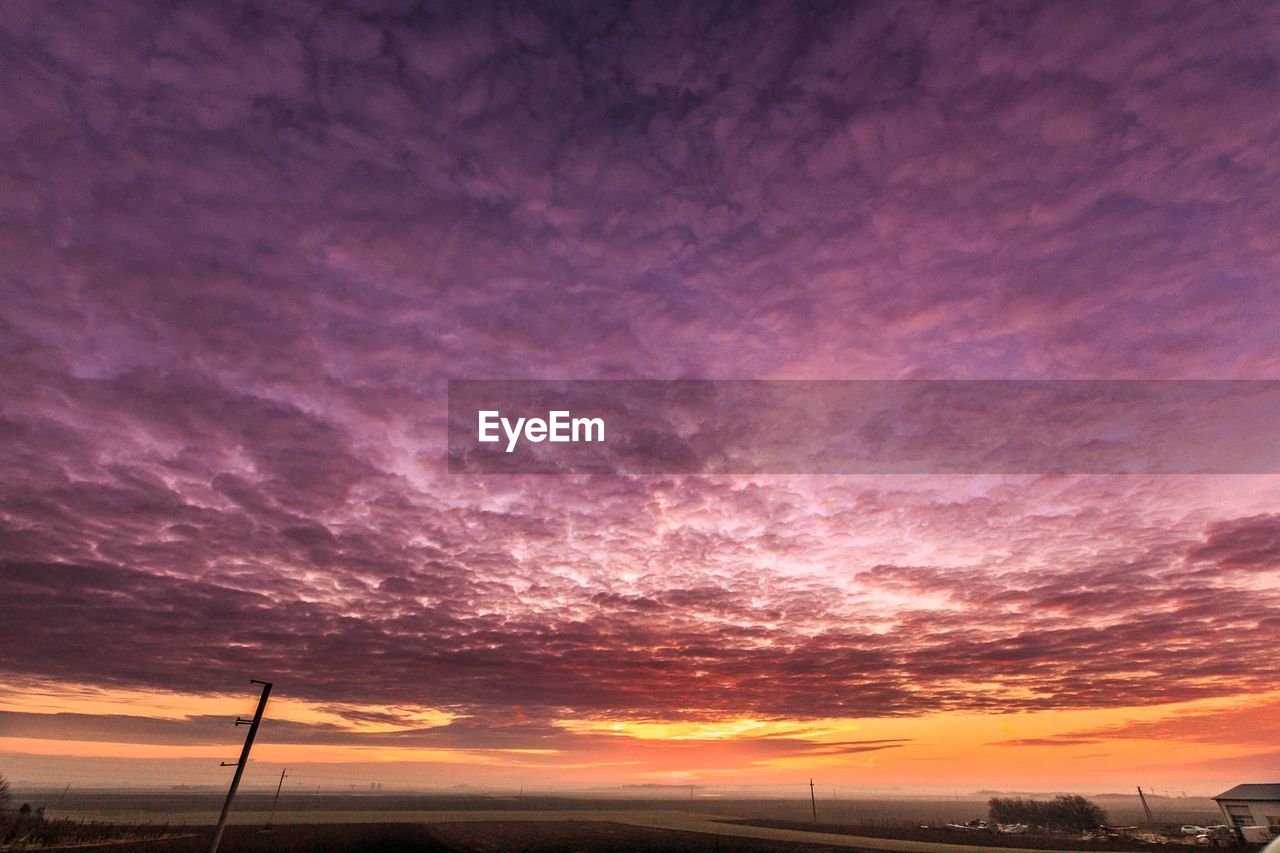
[2,0,1280,752]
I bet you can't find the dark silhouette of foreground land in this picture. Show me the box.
[726,821,1188,852]
[27,821,882,852]
[38,790,1222,827]
[14,791,1230,852]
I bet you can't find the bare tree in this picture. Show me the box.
[989,795,1107,831]
[0,773,11,812]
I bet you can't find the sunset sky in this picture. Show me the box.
[2,1,1279,794]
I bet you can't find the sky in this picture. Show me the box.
[1,0,1279,795]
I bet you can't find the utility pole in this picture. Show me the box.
[1138,786,1153,823]
[810,778,817,824]
[264,768,287,830]
[209,680,272,853]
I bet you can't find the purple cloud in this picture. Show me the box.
[1,0,1279,765]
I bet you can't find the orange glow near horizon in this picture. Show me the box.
[4,679,1277,792]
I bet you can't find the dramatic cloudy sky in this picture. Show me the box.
[2,0,1279,793]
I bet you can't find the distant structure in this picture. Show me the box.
[264,768,287,830]
[1212,784,1280,841]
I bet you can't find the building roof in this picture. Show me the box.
[1213,784,1280,801]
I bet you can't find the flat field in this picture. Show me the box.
[33,791,1222,828]
[74,821,886,852]
[8,792,1224,853]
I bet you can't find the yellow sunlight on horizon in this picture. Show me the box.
[3,677,1275,788]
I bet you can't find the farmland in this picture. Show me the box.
[0,791,1227,853]
[45,820,890,853]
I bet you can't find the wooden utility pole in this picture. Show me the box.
[1138,786,1154,823]
[264,768,287,829]
[810,778,817,824]
[209,680,272,853]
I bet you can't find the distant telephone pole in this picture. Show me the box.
[810,778,817,824]
[1138,786,1154,823]
[209,680,272,853]
[264,768,288,829]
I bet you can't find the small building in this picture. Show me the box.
[1212,784,1280,839]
